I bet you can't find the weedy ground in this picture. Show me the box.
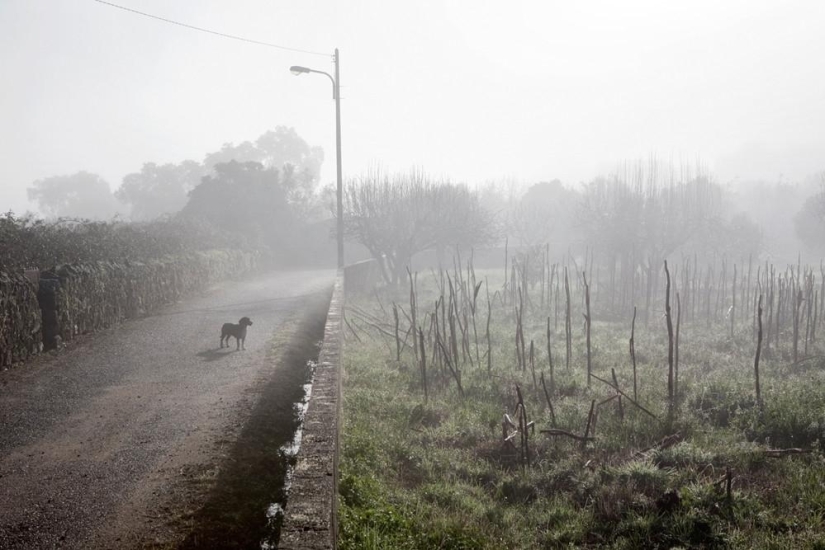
[338,271,825,549]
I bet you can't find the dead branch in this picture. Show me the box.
[539,429,594,442]
[591,372,658,420]
[764,448,811,458]
[632,433,683,459]
[343,313,363,343]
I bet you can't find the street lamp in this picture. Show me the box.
[290,48,344,269]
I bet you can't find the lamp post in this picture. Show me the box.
[290,48,344,269]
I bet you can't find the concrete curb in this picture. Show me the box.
[279,269,343,549]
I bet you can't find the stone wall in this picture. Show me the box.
[0,249,258,360]
[280,269,343,550]
[343,258,382,295]
[0,272,42,367]
[39,250,257,349]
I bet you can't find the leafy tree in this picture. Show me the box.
[27,171,120,220]
[203,127,324,218]
[180,160,298,253]
[344,169,494,284]
[579,163,723,264]
[578,161,724,322]
[507,179,580,246]
[794,177,825,253]
[697,212,763,259]
[115,161,204,220]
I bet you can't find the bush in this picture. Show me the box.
[0,212,246,272]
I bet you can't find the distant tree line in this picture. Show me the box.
[341,160,815,286]
[26,126,325,223]
[20,127,332,267]
[794,174,825,254]
[17,134,825,274]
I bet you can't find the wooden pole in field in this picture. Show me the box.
[419,327,428,403]
[630,306,638,401]
[675,292,681,402]
[564,267,572,370]
[664,261,675,415]
[731,263,737,339]
[754,294,763,407]
[546,316,554,393]
[583,271,592,388]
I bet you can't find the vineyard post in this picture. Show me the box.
[630,306,638,401]
[583,271,592,388]
[664,261,675,415]
[754,294,763,407]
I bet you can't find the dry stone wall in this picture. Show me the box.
[0,249,258,362]
[0,272,42,367]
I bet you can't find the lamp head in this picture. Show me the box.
[290,66,310,75]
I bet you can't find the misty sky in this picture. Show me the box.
[2,0,824,215]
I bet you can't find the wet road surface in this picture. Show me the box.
[0,269,333,549]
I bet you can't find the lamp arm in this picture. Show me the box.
[306,69,337,99]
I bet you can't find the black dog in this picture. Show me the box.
[220,316,253,350]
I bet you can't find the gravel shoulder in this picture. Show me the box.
[0,269,333,549]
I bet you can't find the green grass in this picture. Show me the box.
[339,272,825,549]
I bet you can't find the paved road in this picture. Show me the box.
[0,269,333,549]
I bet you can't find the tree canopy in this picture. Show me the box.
[27,171,120,220]
[344,169,494,284]
[578,162,724,267]
[116,161,204,221]
[180,160,298,253]
[203,127,324,218]
[794,177,825,253]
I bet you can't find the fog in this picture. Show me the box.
[1,1,824,262]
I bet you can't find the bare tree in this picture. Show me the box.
[343,168,494,284]
[578,158,723,320]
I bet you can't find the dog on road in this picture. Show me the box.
[220,317,253,350]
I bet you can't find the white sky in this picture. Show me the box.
[2,0,824,215]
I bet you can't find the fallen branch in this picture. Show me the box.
[373,288,388,317]
[789,354,825,367]
[632,433,683,459]
[348,304,390,326]
[764,448,811,458]
[348,314,398,339]
[591,372,658,420]
[540,429,594,442]
[504,422,536,443]
[343,313,363,343]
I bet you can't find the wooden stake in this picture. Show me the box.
[630,306,638,401]
[582,399,596,449]
[540,371,556,427]
[664,261,675,415]
[419,327,428,403]
[754,294,763,407]
[546,316,554,394]
[583,271,592,387]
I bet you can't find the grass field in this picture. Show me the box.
[338,268,825,549]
